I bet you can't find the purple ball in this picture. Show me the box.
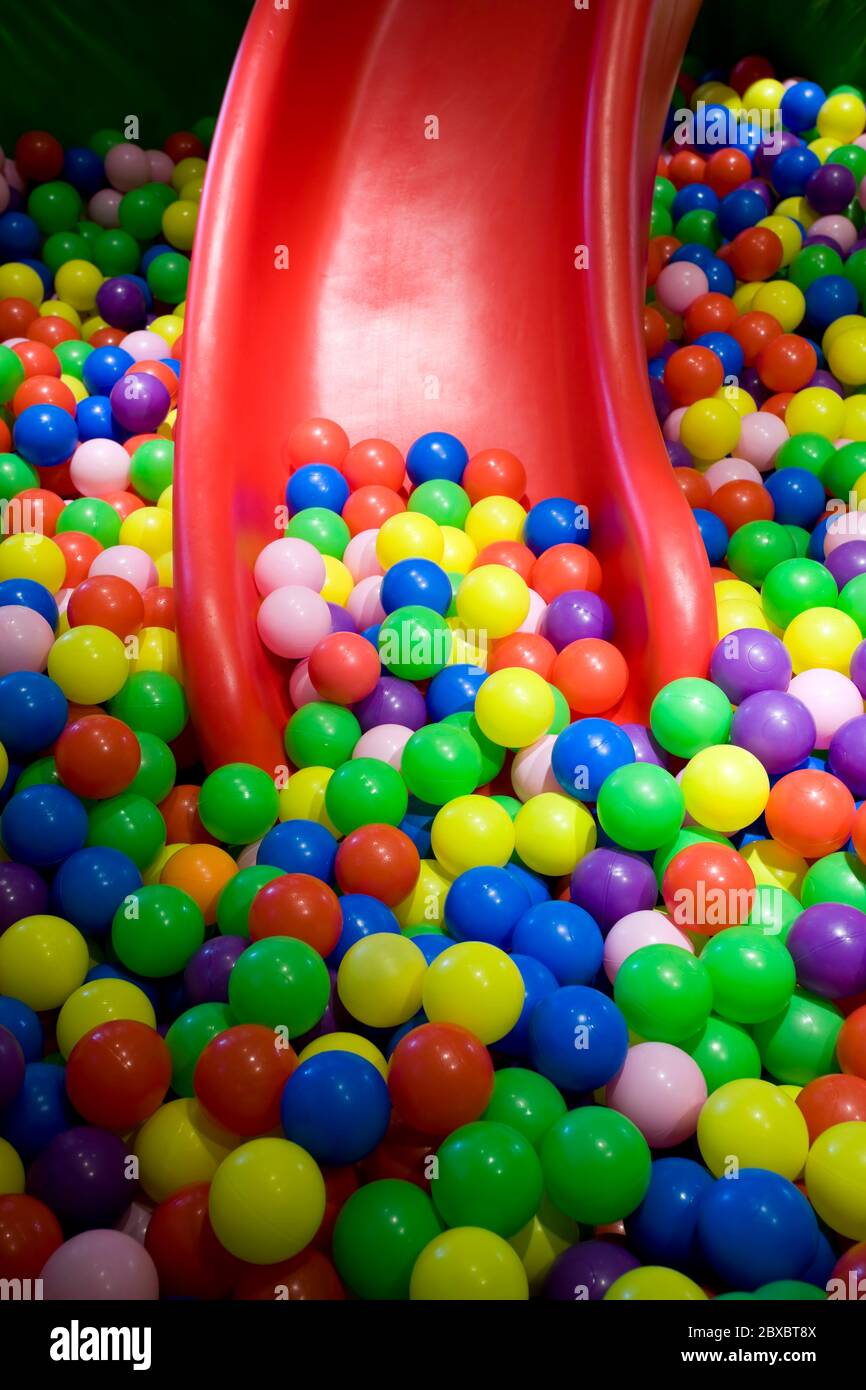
[787,903,866,999]
[828,715,866,797]
[542,590,614,650]
[802,234,845,258]
[570,847,658,933]
[851,641,866,698]
[739,367,769,406]
[0,1024,25,1108]
[826,541,866,589]
[183,935,247,1005]
[666,440,691,468]
[0,861,49,933]
[621,722,666,767]
[731,690,816,776]
[805,164,856,216]
[110,372,171,432]
[544,1239,641,1300]
[709,628,792,704]
[807,368,844,396]
[650,377,672,424]
[740,178,773,209]
[328,602,357,634]
[95,277,147,331]
[354,675,427,732]
[27,1126,132,1231]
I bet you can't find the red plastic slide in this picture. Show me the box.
[176,0,716,774]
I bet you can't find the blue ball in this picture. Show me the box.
[280,1052,391,1164]
[123,273,153,311]
[81,345,134,397]
[524,497,591,555]
[85,963,160,1013]
[648,355,667,381]
[770,146,821,198]
[445,866,531,948]
[693,507,729,565]
[162,358,181,379]
[381,558,452,616]
[140,243,174,274]
[765,467,826,528]
[76,394,123,443]
[0,995,42,1062]
[805,274,859,332]
[425,663,486,720]
[529,985,628,1090]
[496,954,559,1056]
[0,211,40,260]
[386,1011,427,1054]
[511,901,603,985]
[694,331,745,379]
[406,432,468,485]
[670,242,715,271]
[286,463,350,515]
[809,513,832,561]
[256,818,337,880]
[13,404,78,468]
[328,893,399,965]
[0,579,57,630]
[625,1157,714,1270]
[697,1168,819,1291]
[671,185,719,221]
[1,785,88,867]
[410,933,451,964]
[62,147,105,198]
[552,718,636,802]
[503,861,551,907]
[52,847,143,939]
[703,255,736,297]
[799,1230,837,1290]
[1,1062,76,1162]
[780,81,827,134]
[20,259,53,299]
[360,623,381,648]
[717,188,767,240]
[398,797,436,858]
[0,672,67,756]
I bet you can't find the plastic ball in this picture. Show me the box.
[697,1077,809,1179]
[698,1168,819,1291]
[596,763,685,851]
[208,1137,325,1264]
[680,744,770,832]
[474,668,554,748]
[0,913,88,1011]
[422,941,523,1044]
[388,1022,494,1135]
[337,934,427,1029]
[409,1226,528,1301]
[540,1106,651,1225]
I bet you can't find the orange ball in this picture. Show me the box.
[14,488,64,537]
[756,334,817,393]
[765,770,855,859]
[53,531,102,586]
[12,374,76,417]
[674,467,712,510]
[724,227,784,282]
[158,785,220,846]
[27,315,80,347]
[462,449,526,503]
[705,147,752,198]
[647,235,681,286]
[761,392,794,422]
[471,541,535,582]
[730,311,783,366]
[551,638,629,715]
[838,1005,866,1079]
[644,306,668,358]
[488,632,557,678]
[342,484,405,536]
[664,345,725,406]
[159,844,238,924]
[530,544,602,602]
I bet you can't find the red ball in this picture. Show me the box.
[664,345,725,406]
[145,1183,240,1299]
[838,1004,866,1078]
[0,1195,63,1281]
[796,1073,866,1143]
[14,130,64,182]
[725,227,784,282]
[286,417,349,472]
[11,339,60,379]
[766,770,855,859]
[683,292,739,341]
[193,1024,299,1136]
[37,459,76,499]
[103,489,146,520]
[343,438,405,492]
[141,585,175,630]
[55,715,142,799]
[643,306,668,359]
[387,1022,494,1135]
[233,1249,346,1300]
[488,632,557,678]
[27,315,80,348]
[673,467,712,510]
[471,541,535,581]
[158,785,220,845]
[731,310,784,366]
[248,873,343,957]
[530,544,602,602]
[550,638,629,715]
[667,150,706,189]
[14,488,64,537]
[0,418,9,453]
[65,1020,171,1130]
[761,391,794,422]
[661,842,756,935]
[308,631,381,704]
[704,148,753,198]
[647,235,682,287]
[462,448,527,503]
[853,802,866,864]
[342,484,405,535]
[729,55,775,95]
[12,374,76,418]
[163,131,206,162]
[314,1165,360,1251]
[709,479,775,532]
[359,1115,435,1188]
[0,297,38,339]
[52,531,103,587]
[335,824,420,906]
[757,334,817,393]
[828,1241,866,1301]
[89,327,125,348]
[67,574,145,637]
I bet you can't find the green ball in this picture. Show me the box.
[378,605,452,680]
[0,451,37,499]
[108,672,188,742]
[653,176,676,210]
[15,756,61,792]
[482,1067,566,1147]
[441,710,505,784]
[789,244,844,292]
[324,757,409,833]
[401,723,482,804]
[165,1002,234,1096]
[90,129,125,158]
[684,1015,762,1094]
[0,348,26,406]
[649,676,732,758]
[540,1106,651,1225]
[699,926,796,1025]
[432,1120,544,1237]
[801,852,866,911]
[228,936,330,1035]
[727,521,797,586]
[653,828,734,884]
[784,525,811,558]
[129,732,176,803]
[761,558,838,628]
[54,340,92,380]
[197,763,279,844]
[844,247,866,301]
[285,507,350,558]
[217,865,284,938]
[649,205,673,238]
[839,573,866,635]
[42,232,90,274]
[755,1280,826,1301]
[112,883,204,977]
[148,182,178,212]
[76,219,100,250]
[491,793,522,820]
[596,764,685,852]
[129,439,174,501]
[56,497,121,547]
[87,792,166,871]
[752,989,843,1086]
[407,478,471,528]
[119,185,169,241]
[332,1179,443,1300]
[614,943,713,1043]
[674,208,721,250]
[284,702,360,768]
[193,116,217,148]
[823,441,866,499]
[28,181,82,235]
[146,251,189,304]
[746,883,802,941]
[547,684,571,735]
[92,229,141,276]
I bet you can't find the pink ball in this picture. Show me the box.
[516,588,547,636]
[825,508,866,555]
[703,456,763,493]
[257,585,332,658]
[662,406,687,442]
[289,658,320,708]
[655,262,709,314]
[737,411,788,471]
[254,537,326,596]
[0,606,55,675]
[89,545,158,593]
[603,909,695,983]
[104,142,151,192]
[354,723,414,768]
[788,669,864,749]
[146,150,175,184]
[0,175,9,216]
[343,529,384,582]
[41,1229,160,1300]
[511,735,559,800]
[3,159,23,194]
[120,330,171,362]
[88,188,122,228]
[70,438,131,497]
[346,574,385,629]
[237,840,263,870]
[811,215,857,253]
[605,1042,707,1148]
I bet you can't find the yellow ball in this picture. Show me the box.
[732,282,761,314]
[808,136,841,163]
[823,313,866,356]
[697,1078,809,1180]
[54,259,103,312]
[422,941,524,1044]
[514,792,597,877]
[158,484,173,512]
[784,385,845,439]
[509,1196,581,1293]
[120,506,172,558]
[742,78,785,111]
[337,934,427,1028]
[475,668,555,748]
[162,199,198,251]
[440,525,476,574]
[456,564,529,639]
[60,372,88,404]
[56,978,157,1057]
[47,624,129,703]
[40,298,81,326]
[817,93,866,143]
[149,313,184,346]
[0,532,66,592]
[143,843,188,886]
[0,741,7,791]
[447,622,488,668]
[208,1137,325,1263]
[130,625,180,679]
[82,314,109,342]
[135,1097,237,1204]
[171,156,207,192]
[299,1031,388,1080]
[681,744,769,833]
[431,795,515,876]
[464,495,526,550]
[828,328,866,387]
[155,551,173,587]
[376,511,443,568]
[784,607,861,675]
[713,384,755,418]
[844,394,866,442]
[0,262,44,305]
[279,766,337,832]
[750,281,806,333]
[757,215,802,266]
[804,1121,866,1239]
[0,915,89,1012]
[394,857,453,928]
[320,554,353,605]
[714,578,761,605]
[679,398,740,461]
[740,838,806,897]
[179,177,205,204]
[716,598,769,638]
[774,196,817,229]
[605,1267,708,1301]
[0,1137,24,1196]
[410,1227,529,1300]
